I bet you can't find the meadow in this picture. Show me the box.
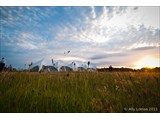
[0,71,159,113]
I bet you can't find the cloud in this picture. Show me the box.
[16,40,38,50]
[89,52,130,60]
[130,46,158,51]
[54,7,159,47]
[15,32,47,50]
[1,7,159,69]
[39,6,159,68]
[89,54,108,60]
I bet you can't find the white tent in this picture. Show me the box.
[68,61,97,72]
[28,58,97,72]
[51,59,58,70]
[29,58,44,72]
[29,58,58,72]
[67,62,77,71]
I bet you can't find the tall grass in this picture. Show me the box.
[0,72,159,112]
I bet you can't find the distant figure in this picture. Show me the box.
[8,64,12,72]
[88,61,90,68]
[0,57,6,72]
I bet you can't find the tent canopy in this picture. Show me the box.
[28,58,97,72]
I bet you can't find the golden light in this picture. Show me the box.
[134,56,159,69]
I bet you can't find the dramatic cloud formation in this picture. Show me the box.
[0,7,159,69]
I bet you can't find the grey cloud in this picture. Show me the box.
[89,52,130,60]
[131,46,158,51]
[98,25,159,51]
[89,53,109,60]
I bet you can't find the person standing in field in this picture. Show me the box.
[0,57,6,72]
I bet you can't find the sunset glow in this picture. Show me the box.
[134,56,159,69]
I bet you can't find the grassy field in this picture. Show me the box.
[0,71,159,113]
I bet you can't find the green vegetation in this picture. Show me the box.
[0,72,159,112]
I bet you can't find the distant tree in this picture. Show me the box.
[0,57,6,72]
[109,65,113,71]
[141,67,152,72]
[152,67,160,72]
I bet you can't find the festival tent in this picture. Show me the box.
[58,61,76,71]
[69,61,97,72]
[28,58,97,72]
[51,59,59,70]
[29,58,44,72]
[42,66,58,72]
[67,62,78,71]
[29,58,58,72]
[42,59,75,72]
[54,60,68,71]
[87,64,97,71]
[59,66,73,71]
[77,67,86,71]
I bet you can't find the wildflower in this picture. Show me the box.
[116,85,120,91]
[104,86,107,90]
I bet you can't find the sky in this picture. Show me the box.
[0,6,160,69]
